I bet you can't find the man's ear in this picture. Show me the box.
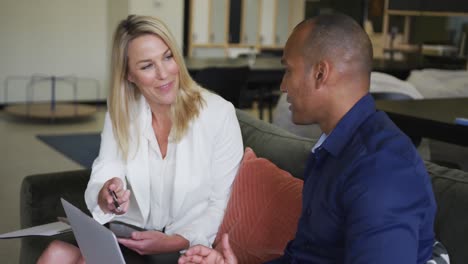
[315,61,329,83]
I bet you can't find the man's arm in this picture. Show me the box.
[343,152,435,263]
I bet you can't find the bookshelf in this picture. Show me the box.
[382,0,468,53]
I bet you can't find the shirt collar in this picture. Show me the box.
[312,133,327,153]
[321,93,376,157]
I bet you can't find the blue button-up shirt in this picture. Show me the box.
[268,94,436,264]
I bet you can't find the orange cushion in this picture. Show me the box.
[214,147,303,264]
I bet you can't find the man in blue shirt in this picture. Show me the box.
[179,13,436,264]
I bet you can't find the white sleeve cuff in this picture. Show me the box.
[175,229,211,248]
[90,205,115,224]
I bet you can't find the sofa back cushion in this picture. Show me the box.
[214,148,303,263]
[236,109,315,179]
[425,161,468,264]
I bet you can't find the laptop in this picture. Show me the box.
[61,198,126,264]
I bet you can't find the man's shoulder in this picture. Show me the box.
[342,110,428,180]
[356,111,417,160]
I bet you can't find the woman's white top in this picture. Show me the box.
[146,123,176,232]
[84,90,244,247]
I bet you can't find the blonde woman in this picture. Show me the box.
[38,15,243,263]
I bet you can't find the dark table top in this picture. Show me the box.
[185,57,468,128]
[376,97,468,146]
[185,55,466,81]
[185,57,421,73]
[185,57,283,72]
[185,57,284,84]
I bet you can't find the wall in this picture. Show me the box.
[0,0,108,103]
[0,0,184,104]
[128,0,184,50]
[108,0,129,65]
[289,0,306,31]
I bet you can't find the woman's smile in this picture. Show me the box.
[157,80,174,92]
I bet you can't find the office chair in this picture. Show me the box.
[459,23,468,57]
[194,66,250,108]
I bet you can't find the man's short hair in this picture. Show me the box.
[299,13,373,74]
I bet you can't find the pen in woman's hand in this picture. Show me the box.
[109,189,122,212]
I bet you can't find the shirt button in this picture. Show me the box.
[307,208,312,215]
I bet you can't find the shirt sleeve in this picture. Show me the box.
[342,151,435,264]
[174,104,244,247]
[84,112,127,224]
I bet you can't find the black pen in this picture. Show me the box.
[109,189,122,212]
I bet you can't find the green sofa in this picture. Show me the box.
[20,110,468,263]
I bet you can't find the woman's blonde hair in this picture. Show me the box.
[108,15,204,159]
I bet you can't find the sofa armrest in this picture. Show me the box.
[20,169,91,228]
[425,161,468,264]
[19,169,91,264]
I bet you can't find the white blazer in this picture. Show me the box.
[84,90,244,247]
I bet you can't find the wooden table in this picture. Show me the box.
[4,75,99,121]
[376,98,468,146]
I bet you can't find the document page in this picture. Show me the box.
[0,221,71,239]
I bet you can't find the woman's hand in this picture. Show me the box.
[98,177,131,215]
[118,231,189,255]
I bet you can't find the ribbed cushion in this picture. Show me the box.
[214,148,303,264]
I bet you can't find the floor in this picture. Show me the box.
[0,104,466,263]
[0,108,106,263]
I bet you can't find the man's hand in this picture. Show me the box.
[98,177,131,214]
[118,231,189,255]
[178,234,237,264]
